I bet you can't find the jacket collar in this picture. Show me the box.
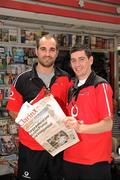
[30,62,70,79]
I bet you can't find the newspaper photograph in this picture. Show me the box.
[15,95,79,156]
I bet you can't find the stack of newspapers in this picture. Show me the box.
[15,95,79,156]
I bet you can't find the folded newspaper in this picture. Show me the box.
[15,95,79,156]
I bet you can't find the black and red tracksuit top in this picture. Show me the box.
[6,63,71,150]
[64,71,113,164]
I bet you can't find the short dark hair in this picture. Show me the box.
[70,44,92,58]
[36,34,59,50]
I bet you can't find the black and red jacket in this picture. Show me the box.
[64,71,113,164]
[6,63,71,150]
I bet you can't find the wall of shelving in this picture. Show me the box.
[0,26,116,108]
[0,24,118,177]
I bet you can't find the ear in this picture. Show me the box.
[35,48,38,57]
[89,56,93,65]
[56,49,59,58]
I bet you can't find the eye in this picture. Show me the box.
[49,48,56,53]
[71,58,76,63]
[78,57,86,61]
[39,47,46,51]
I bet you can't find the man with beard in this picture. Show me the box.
[6,34,71,180]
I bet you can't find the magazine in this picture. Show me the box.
[15,95,79,156]
[0,120,8,135]
[9,29,18,42]
[0,135,18,155]
[2,29,9,42]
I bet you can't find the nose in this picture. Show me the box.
[45,50,50,56]
[74,60,81,66]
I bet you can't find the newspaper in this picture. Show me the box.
[15,95,79,156]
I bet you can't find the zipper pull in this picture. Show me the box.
[45,87,51,96]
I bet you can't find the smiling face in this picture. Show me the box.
[70,50,93,80]
[35,36,58,69]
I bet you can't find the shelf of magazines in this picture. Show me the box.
[0,25,115,51]
[0,42,36,48]
[0,62,28,112]
[0,115,19,176]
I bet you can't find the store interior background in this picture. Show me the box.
[0,0,120,178]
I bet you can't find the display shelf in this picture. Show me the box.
[91,48,114,53]
[0,42,36,48]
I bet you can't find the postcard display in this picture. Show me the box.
[0,27,115,176]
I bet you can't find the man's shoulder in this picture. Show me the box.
[19,68,32,78]
[55,67,71,79]
[94,74,108,87]
[13,68,32,85]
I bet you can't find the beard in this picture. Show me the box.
[38,57,55,68]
